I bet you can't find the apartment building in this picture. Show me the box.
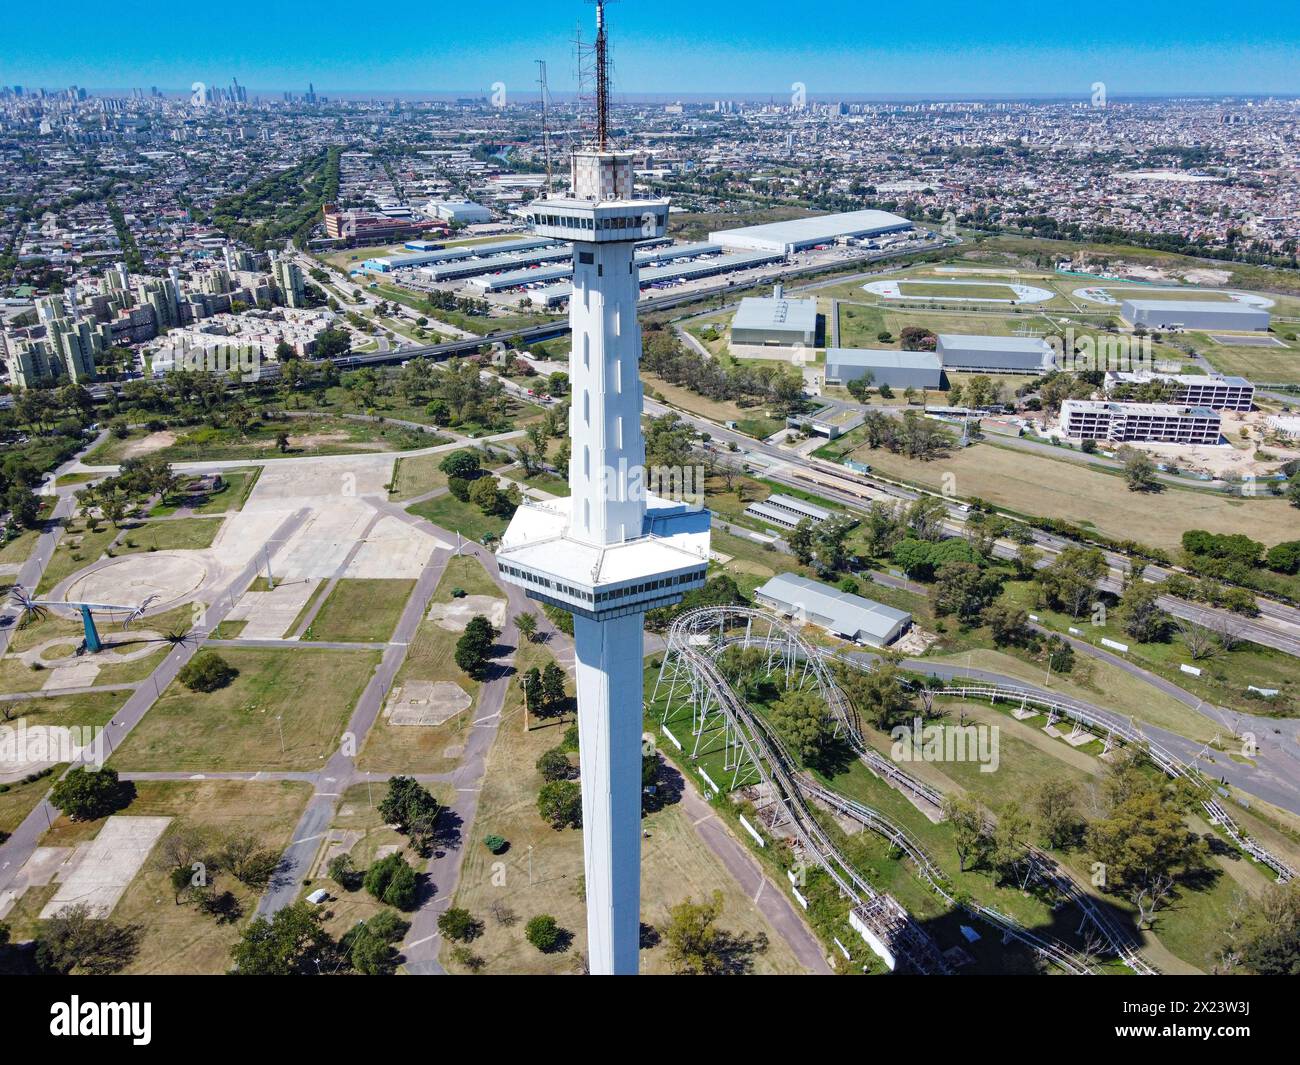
[1104,371,1255,412]
[1060,400,1221,445]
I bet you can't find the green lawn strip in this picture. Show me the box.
[304,579,417,643]
[115,517,224,555]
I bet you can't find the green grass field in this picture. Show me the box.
[407,492,509,544]
[110,646,380,772]
[304,579,416,643]
[116,518,223,555]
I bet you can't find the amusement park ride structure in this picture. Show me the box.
[8,585,159,653]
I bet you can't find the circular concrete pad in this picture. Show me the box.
[64,553,209,613]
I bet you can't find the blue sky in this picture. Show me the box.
[2,0,1297,96]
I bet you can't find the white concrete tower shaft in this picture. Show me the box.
[496,2,709,977]
[568,235,646,546]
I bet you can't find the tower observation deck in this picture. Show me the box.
[495,2,711,976]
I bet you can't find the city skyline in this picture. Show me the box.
[4,0,1299,96]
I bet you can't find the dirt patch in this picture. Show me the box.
[290,431,385,452]
[120,431,176,459]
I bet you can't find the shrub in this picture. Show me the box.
[483,834,507,854]
[524,914,563,953]
[178,651,237,693]
[437,907,482,943]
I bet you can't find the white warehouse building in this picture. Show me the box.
[1120,299,1270,332]
[936,334,1055,374]
[755,572,912,647]
[730,284,818,346]
[710,209,912,255]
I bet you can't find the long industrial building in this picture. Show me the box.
[825,348,943,390]
[754,572,913,647]
[731,284,818,346]
[467,241,726,293]
[936,334,1055,373]
[1104,371,1255,411]
[743,492,833,530]
[363,237,560,272]
[526,249,784,308]
[1120,299,1270,332]
[711,209,912,255]
[1060,400,1221,445]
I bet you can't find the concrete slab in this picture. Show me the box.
[41,815,172,919]
[64,553,208,612]
[385,680,472,726]
[227,578,320,639]
[0,847,75,919]
[427,594,506,632]
[43,661,101,689]
[345,514,446,578]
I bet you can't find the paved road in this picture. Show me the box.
[677,780,833,974]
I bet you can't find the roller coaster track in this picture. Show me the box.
[659,608,1115,974]
[662,637,953,974]
[657,606,1292,974]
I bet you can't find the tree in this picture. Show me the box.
[536,747,573,782]
[541,660,567,713]
[1222,881,1300,975]
[787,517,816,565]
[455,615,497,678]
[437,907,482,943]
[1032,778,1080,850]
[231,901,333,975]
[983,602,1031,646]
[524,914,564,952]
[1287,471,1300,509]
[932,560,1001,623]
[217,832,280,889]
[468,476,502,515]
[1119,447,1160,492]
[1088,784,1205,925]
[990,801,1031,885]
[942,794,989,872]
[837,660,914,731]
[770,689,834,767]
[343,910,408,975]
[328,854,358,891]
[49,766,130,821]
[378,777,441,854]
[35,904,143,975]
[662,891,730,974]
[439,449,481,480]
[178,651,237,692]
[1118,580,1169,643]
[513,612,538,643]
[537,780,582,829]
[363,853,420,911]
[1266,540,1300,575]
[1037,545,1106,618]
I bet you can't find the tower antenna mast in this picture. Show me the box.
[593,0,611,149]
[536,59,553,191]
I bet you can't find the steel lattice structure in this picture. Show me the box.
[655,606,1293,975]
